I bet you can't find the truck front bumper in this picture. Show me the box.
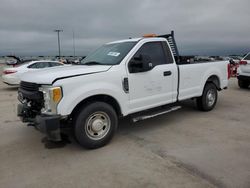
[17,104,62,141]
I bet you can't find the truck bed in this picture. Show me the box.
[177,60,229,101]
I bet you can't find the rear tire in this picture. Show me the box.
[74,102,118,149]
[238,79,249,89]
[197,83,218,111]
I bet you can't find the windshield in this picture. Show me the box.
[80,42,136,65]
[244,53,250,60]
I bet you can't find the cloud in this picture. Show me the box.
[0,0,249,56]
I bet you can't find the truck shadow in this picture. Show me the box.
[41,133,72,149]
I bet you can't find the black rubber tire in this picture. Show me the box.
[238,79,249,89]
[74,102,118,149]
[196,83,218,111]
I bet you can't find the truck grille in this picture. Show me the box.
[20,81,40,92]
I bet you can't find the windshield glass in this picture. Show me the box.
[80,42,136,65]
[244,53,250,60]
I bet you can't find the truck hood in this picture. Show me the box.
[21,65,112,84]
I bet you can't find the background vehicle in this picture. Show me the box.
[2,60,64,85]
[5,55,37,67]
[237,52,250,88]
[194,56,215,62]
[17,31,229,149]
[229,55,242,64]
[63,56,86,64]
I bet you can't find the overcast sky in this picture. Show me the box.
[0,0,249,56]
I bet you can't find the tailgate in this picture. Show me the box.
[239,60,250,74]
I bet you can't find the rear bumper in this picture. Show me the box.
[237,75,250,82]
[17,104,62,141]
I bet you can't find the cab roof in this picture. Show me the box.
[107,37,167,44]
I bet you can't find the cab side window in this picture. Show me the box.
[133,42,167,67]
[162,42,174,64]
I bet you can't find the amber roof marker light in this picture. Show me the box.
[143,34,157,38]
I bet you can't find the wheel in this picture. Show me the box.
[196,83,218,111]
[238,79,249,89]
[74,102,118,149]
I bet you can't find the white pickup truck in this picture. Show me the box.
[17,31,229,149]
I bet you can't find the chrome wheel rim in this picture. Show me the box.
[85,112,111,140]
[206,89,216,107]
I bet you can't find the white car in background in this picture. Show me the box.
[237,52,250,88]
[2,60,64,85]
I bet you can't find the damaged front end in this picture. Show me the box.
[17,81,62,141]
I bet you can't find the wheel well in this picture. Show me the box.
[206,75,221,90]
[71,95,122,118]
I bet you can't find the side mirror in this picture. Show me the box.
[129,54,153,73]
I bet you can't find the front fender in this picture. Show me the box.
[57,81,127,116]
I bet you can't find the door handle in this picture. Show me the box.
[163,71,172,76]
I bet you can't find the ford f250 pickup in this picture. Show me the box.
[17,31,229,149]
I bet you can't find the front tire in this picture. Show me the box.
[196,83,218,111]
[238,79,249,89]
[74,102,118,149]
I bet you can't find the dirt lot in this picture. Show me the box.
[0,69,249,188]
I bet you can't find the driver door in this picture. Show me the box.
[127,41,177,113]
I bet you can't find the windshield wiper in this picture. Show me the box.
[82,61,103,65]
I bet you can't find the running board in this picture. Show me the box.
[132,106,181,123]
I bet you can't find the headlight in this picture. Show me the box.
[39,86,63,114]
